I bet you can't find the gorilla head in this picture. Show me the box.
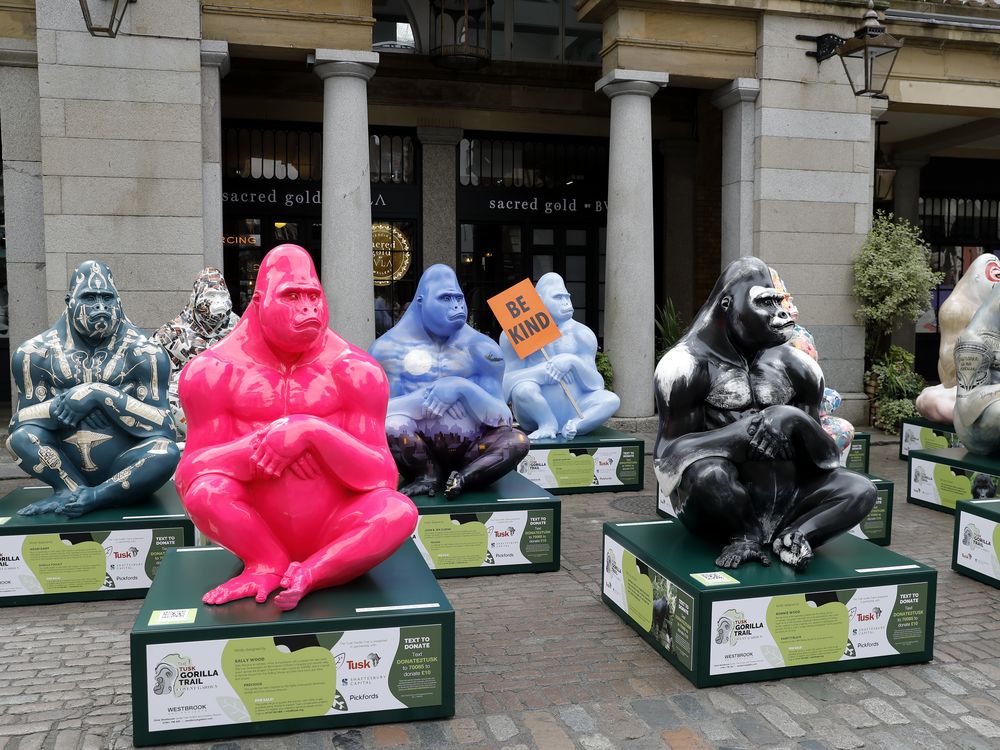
[972,473,997,498]
[413,265,468,340]
[687,258,795,358]
[65,260,124,343]
[190,267,234,334]
[251,244,328,355]
[714,616,733,645]
[536,272,575,326]
[153,662,178,696]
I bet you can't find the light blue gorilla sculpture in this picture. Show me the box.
[499,272,619,440]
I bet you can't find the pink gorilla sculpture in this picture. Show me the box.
[175,244,418,610]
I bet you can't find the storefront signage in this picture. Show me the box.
[222,235,259,246]
[372,223,412,286]
[457,187,609,223]
[222,180,419,219]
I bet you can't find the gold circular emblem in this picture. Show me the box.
[372,223,412,287]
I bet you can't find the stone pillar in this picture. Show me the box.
[201,40,229,272]
[712,78,759,267]
[755,14,874,426]
[314,49,378,350]
[892,153,928,227]
[660,139,696,322]
[35,0,205,330]
[0,38,45,392]
[418,126,462,270]
[597,69,667,420]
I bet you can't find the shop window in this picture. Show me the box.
[489,0,600,64]
[458,138,607,189]
[224,126,321,181]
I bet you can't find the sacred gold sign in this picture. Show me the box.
[372,223,412,286]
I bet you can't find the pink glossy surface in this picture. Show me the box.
[175,244,417,610]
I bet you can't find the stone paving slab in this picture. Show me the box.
[3,431,1000,749]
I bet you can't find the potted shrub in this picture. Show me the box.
[865,345,925,434]
[854,211,943,371]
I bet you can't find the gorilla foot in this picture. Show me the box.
[560,419,580,441]
[773,531,813,571]
[203,567,283,605]
[715,538,770,569]
[17,489,75,516]
[444,471,465,500]
[528,425,558,440]
[400,475,439,497]
[274,561,314,611]
[60,487,101,518]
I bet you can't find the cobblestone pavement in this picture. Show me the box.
[3,433,1000,750]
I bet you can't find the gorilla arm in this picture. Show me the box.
[49,349,176,439]
[9,345,63,432]
[444,339,513,427]
[252,356,399,493]
[174,353,259,492]
[369,334,431,421]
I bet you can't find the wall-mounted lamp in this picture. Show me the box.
[796,1,903,97]
[429,0,493,70]
[78,0,137,38]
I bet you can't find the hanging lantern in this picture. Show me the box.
[78,0,136,38]
[430,0,493,71]
[837,0,903,97]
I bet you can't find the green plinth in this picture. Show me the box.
[603,520,935,688]
[131,540,455,747]
[658,470,891,546]
[844,432,871,474]
[0,483,194,606]
[908,447,1000,514]
[411,472,560,578]
[517,426,644,494]
[900,417,961,460]
[953,499,1000,589]
[848,472,893,546]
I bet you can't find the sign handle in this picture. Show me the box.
[541,347,584,419]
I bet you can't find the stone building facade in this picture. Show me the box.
[0,0,998,424]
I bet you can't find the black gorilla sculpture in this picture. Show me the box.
[653,258,876,571]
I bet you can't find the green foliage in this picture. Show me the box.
[866,345,925,401]
[854,211,943,365]
[873,397,919,435]
[655,300,686,362]
[596,350,614,392]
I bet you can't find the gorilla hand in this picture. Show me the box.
[422,379,463,419]
[544,354,576,385]
[250,418,314,479]
[746,412,793,461]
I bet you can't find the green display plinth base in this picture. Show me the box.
[411,472,560,578]
[953,499,1000,589]
[603,520,935,688]
[0,484,194,606]
[516,426,644,494]
[658,471,892,546]
[847,473,893,546]
[908,447,1000,514]
[900,417,961,460]
[131,541,455,747]
[843,432,871,474]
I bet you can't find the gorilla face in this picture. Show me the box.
[194,286,233,333]
[153,663,178,696]
[972,474,996,498]
[714,617,733,645]
[420,281,467,339]
[724,285,794,352]
[65,261,123,343]
[259,276,328,354]
[538,276,574,325]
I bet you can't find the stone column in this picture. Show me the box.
[660,139,696,322]
[0,38,45,390]
[597,69,667,420]
[712,78,759,267]
[314,49,378,349]
[892,153,928,227]
[201,40,229,272]
[418,126,462,270]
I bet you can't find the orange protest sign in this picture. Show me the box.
[488,278,562,359]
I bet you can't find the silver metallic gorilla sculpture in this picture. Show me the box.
[152,268,238,439]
